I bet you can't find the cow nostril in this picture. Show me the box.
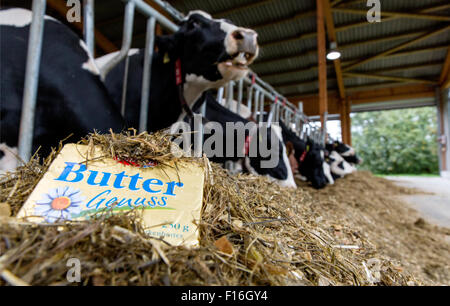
[232,30,244,40]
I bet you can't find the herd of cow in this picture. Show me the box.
[0,7,361,190]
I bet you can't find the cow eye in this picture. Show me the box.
[187,19,200,29]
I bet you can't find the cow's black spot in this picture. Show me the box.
[0,150,5,159]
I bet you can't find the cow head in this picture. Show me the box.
[327,141,362,165]
[327,150,357,178]
[157,11,258,92]
[244,125,297,189]
[296,139,328,189]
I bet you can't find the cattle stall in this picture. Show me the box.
[15,0,324,163]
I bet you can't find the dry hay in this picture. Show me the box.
[296,173,450,285]
[0,131,434,286]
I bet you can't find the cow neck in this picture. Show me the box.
[299,145,310,164]
[175,59,195,119]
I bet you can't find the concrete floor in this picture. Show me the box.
[385,176,450,229]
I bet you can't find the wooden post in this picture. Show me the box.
[436,87,448,172]
[346,99,352,146]
[340,97,352,145]
[317,0,328,134]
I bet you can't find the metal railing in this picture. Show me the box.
[17,0,324,162]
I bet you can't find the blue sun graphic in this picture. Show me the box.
[34,186,84,223]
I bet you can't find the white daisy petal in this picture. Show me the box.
[35,205,51,214]
[68,205,82,215]
[37,193,53,203]
[45,209,62,223]
[60,210,71,221]
[56,186,66,197]
[48,188,59,199]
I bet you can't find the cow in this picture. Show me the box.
[326,141,362,166]
[218,99,253,119]
[96,10,259,132]
[0,7,125,171]
[172,91,297,188]
[326,150,357,180]
[278,120,332,189]
[0,143,18,174]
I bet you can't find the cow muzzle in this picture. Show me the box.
[224,28,259,68]
[219,28,258,81]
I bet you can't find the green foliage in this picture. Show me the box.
[351,107,439,175]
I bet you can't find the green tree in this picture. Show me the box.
[351,107,439,174]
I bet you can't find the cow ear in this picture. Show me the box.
[155,34,182,59]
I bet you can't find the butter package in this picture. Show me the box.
[17,144,205,247]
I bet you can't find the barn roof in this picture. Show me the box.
[167,0,450,99]
[5,0,450,102]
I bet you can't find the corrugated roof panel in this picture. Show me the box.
[336,18,443,45]
[164,0,450,96]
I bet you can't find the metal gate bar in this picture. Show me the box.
[18,0,325,163]
[17,0,46,162]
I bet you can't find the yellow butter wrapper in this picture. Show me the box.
[17,144,204,247]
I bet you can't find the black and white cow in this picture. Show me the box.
[170,91,297,188]
[278,120,332,189]
[96,10,259,132]
[0,7,125,170]
[325,150,356,180]
[326,141,362,166]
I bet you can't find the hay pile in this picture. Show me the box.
[0,131,436,286]
[296,173,450,285]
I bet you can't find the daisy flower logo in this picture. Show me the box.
[34,186,84,223]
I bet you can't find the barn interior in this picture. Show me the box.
[1,0,450,287]
[9,0,449,177]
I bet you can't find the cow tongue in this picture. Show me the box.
[225,53,248,69]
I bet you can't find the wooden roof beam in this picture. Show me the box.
[264,61,443,84]
[324,0,345,99]
[342,26,450,72]
[257,28,434,65]
[259,3,450,49]
[343,72,437,85]
[291,82,437,98]
[258,45,448,79]
[332,7,450,22]
[439,48,450,86]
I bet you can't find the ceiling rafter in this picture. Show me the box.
[439,48,450,86]
[324,0,345,99]
[286,82,435,97]
[258,45,449,79]
[333,7,450,22]
[271,62,442,88]
[259,61,442,86]
[342,26,450,72]
[342,72,437,85]
[256,28,438,66]
[259,3,449,49]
